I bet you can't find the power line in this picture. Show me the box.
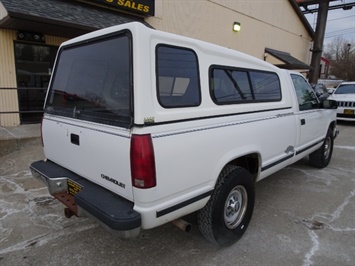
[325,33,355,39]
[326,27,355,35]
[326,31,355,38]
[327,15,355,21]
[325,30,355,38]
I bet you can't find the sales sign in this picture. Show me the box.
[85,0,155,16]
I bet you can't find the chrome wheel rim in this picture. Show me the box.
[324,137,331,160]
[224,185,248,229]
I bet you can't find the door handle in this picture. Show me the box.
[71,134,80,145]
[301,119,306,125]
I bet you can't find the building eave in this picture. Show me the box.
[0,0,146,38]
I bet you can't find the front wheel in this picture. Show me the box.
[309,128,334,168]
[197,165,255,246]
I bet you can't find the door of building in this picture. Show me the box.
[14,42,58,124]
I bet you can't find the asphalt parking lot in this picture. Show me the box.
[0,122,354,266]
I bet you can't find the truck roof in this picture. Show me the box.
[60,22,279,73]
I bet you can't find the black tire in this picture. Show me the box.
[197,165,255,246]
[309,128,334,168]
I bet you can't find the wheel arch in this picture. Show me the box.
[216,152,261,184]
[328,120,338,139]
[329,120,336,132]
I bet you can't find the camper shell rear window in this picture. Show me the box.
[45,31,133,128]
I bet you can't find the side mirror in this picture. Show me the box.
[321,99,338,109]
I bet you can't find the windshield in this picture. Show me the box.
[46,32,132,128]
[335,84,355,95]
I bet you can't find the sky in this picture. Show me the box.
[303,0,355,48]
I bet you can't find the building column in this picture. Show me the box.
[0,29,20,127]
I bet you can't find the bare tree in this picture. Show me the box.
[323,37,355,81]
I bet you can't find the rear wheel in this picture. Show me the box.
[309,128,334,168]
[197,165,255,246]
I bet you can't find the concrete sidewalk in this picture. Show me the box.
[0,124,41,156]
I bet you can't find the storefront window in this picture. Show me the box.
[14,42,58,124]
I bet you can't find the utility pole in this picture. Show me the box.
[308,0,330,84]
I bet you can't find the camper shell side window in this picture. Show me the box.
[209,65,282,105]
[156,44,201,108]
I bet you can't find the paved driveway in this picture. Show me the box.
[0,123,354,266]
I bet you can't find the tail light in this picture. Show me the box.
[130,134,156,188]
[40,115,44,147]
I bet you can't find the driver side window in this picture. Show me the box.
[291,74,318,111]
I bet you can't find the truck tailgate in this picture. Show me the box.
[42,116,133,201]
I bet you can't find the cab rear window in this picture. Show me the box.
[46,31,132,128]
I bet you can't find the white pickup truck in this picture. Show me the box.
[30,22,338,246]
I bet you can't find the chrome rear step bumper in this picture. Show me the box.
[30,160,141,239]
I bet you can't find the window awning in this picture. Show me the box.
[265,48,312,70]
[0,0,149,38]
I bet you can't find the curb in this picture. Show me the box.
[0,124,41,156]
[0,137,41,157]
